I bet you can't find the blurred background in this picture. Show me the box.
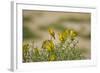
[23,10,91,59]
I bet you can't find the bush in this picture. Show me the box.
[23,28,85,62]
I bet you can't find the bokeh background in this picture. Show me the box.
[23,10,91,59]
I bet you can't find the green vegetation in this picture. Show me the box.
[23,28,85,62]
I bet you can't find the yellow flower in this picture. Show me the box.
[70,30,77,37]
[64,29,70,35]
[42,40,54,52]
[58,31,68,43]
[58,33,65,43]
[49,54,56,61]
[49,40,55,49]
[48,28,55,39]
[58,29,78,42]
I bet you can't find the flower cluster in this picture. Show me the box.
[23,28,84,62]
[58,29,77,43]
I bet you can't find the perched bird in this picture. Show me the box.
[48,28,55,39]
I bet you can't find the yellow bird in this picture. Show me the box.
[48,28,55,39]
